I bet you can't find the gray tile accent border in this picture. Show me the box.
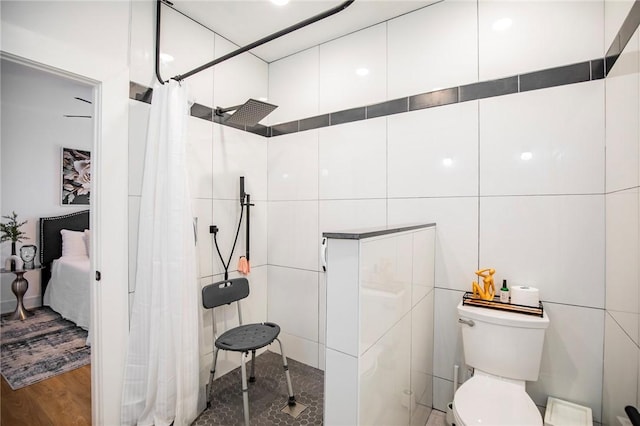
[128,0,639,138]
[191,103,213,121]
[129,82,153,104]
[606,0,640,74]
[330,107,366,125]
[366,98,408,118]
[323,222,436,240]
[299,114,330,131]
[591,59,605,80]
[271,121,299,136]
[129,58,608,138]
[410,87,458,110]
[459,76,518,102]
[519,61,591,92]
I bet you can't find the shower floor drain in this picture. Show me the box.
[281,402,308,419]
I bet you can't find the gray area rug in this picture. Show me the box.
[194,351,324,426]
[1,306,90,390]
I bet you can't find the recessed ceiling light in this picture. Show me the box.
[442,157,453,167]
[492,17,513,31]
[271,0,289,5]
[356,67,369,76]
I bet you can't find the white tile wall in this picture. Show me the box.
[606,188,639,315]
[603,313,639,426]
[605,0,636,50]
[433,288,466,382]
[212,123,268,201]
[192,199,214,279]
[479,82,605,196]
[128,196,141,292]
[213,35,269,119]
[478,0,604,81]
[608,310,639,347]
[267,201,319,271]
[412,290,435,412]
[479,195,605,308]
[267,130,319,201]
[604,9,640,426]
[388,102,479,198]
[270,331,319,369]
[268,47,319,125]
[412,229,436,306]
[325,349,358,425]
[359,313,412,426]
[267,266,319,343]
[319,199,387,235]
[128,100,151,197]
[388,197,479,291]
[186,116,214,199]
[359,233,413,355]
[319,23,387,114]
[319,118,387,200]
[129,0,155,87]
[528,303,605,422]
[210,199,263,276]
[387,0,478,99]
[158,7,214,106]
[606,29,640,193]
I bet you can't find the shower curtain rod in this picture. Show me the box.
[155,0,356,84]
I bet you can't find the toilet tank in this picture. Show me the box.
[458,302,550,381]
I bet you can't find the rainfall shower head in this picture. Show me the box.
[215,98,278,127]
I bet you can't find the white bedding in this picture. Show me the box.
[44,256,91,337]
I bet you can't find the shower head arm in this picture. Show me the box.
[215,104,243,115]
[164,0,355,83]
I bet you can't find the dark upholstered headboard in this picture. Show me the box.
[39,210,89,304]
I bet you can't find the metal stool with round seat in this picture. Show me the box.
[202,278,296,426]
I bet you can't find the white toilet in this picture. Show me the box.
[453,301,550,426]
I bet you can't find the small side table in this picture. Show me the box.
[0,265,43,320]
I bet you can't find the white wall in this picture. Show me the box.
[602,0,640,424]
[267,0,607,421]
[0,60,93,312]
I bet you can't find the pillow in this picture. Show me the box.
[84,229,91,258]
[61,229,88,258]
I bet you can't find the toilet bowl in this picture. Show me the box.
[453,373,542,426]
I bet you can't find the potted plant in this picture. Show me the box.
[1,212,28,270]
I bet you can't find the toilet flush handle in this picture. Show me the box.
[458,318,475,327]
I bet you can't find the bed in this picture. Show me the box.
[39,210,90,332]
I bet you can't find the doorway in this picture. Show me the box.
[0,58,94,424]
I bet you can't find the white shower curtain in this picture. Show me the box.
[121,80,200,426]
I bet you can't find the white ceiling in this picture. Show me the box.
[170,0,439,63]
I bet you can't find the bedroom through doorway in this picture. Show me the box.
[0,58,95,425]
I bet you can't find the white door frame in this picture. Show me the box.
[0,42,130,425]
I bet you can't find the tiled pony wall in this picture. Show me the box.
[603,4,640,425]
[126,0,640,423]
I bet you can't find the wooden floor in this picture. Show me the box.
[1,364,91,426]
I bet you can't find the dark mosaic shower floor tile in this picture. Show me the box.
[193,351,324,426]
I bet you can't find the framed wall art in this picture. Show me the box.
[61,148,91,205]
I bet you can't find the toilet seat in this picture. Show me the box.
[453,375,542,426]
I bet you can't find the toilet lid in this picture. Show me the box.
[454,375,542,426]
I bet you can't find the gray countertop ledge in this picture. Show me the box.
[322,223,436,240]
